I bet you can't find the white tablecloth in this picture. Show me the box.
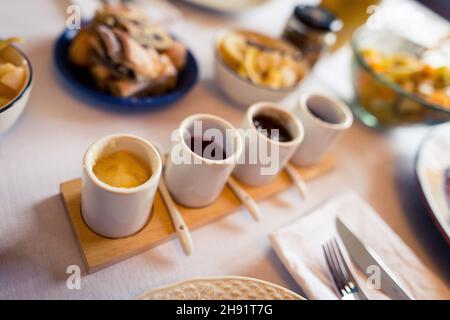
[0,0,449,299]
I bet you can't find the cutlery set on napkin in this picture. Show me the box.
[270,191,450,300]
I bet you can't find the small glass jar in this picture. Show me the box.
[282,5,342,68]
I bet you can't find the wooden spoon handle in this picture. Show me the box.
[158,177,194,256]
[285,163,308,200]
[227,176,261,222]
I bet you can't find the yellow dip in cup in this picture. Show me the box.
[93,151,151,188]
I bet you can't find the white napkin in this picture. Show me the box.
[270,191,450,300]
[70,0,182,24]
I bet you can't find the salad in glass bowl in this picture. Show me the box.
[351,26,450,127]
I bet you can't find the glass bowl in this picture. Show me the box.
[351,26,450,128]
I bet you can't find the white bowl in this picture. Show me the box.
[0,45,32,135]
[214,29,305,107]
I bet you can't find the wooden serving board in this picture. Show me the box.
[60,156,335,273]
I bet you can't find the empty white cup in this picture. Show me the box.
[81,134,162,238]
[291,93,353,166]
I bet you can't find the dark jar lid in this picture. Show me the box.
[293,5,343,32]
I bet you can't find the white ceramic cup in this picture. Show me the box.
[165,114,243,208]
[81,134,162,238]
[233,102,304,187]
[291,93,353,167]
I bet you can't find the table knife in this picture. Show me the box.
[336,217,414,300]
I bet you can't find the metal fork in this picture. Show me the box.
[322,238,368,300]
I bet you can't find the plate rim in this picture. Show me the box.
[135,275,305,300]
[415,123,450,245]
[181,0,271,13]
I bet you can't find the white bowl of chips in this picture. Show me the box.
[0,39,32,135]
[214,29,307,107]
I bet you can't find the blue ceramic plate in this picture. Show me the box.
[54,29,198,109]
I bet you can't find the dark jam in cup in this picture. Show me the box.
[189,136,227,160]
[253,115,293,143]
